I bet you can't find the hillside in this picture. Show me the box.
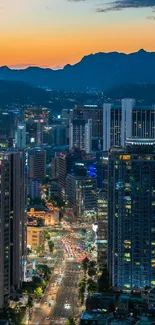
[105,84,155,105]
[0,50,155,91]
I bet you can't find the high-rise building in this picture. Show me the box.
[103,99,155,151]
[69,119,92,153]
[0,158,10,308]
[51,125,67,146]
[24,107,49,123]
[58,150,83,199]
[0,151,26,308]
[108,139,155,289]
[62,109,73,126]
[66,166,97,222]
[73,105,103,139]
[26,118,47,146]
[29,148,46,182]
[95,151,108,190]
[24,107,49,147]
[15,124,26,149]
[0,109,19,139]
[51,156,59,179]
[28,179,41,200]
[96,190,108,271]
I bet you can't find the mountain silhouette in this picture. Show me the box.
[1,49,155,91]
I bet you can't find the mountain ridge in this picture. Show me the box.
[1,49,155,91]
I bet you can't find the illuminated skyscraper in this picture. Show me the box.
[66,163,97,222]
[73,105,103,139]
[108,139,155,289]
[15,124,26,149]
[103,99,155,151]
[58,150,83,199]
[69,119,92,153]
[0,151,26,308]
[0,158,10,308]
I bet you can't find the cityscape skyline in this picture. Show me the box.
[1,1,155,323]
[1,0,155,68]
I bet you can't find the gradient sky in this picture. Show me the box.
[0,0,155,68]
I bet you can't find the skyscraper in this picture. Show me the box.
[0,151,26,308]
[66,163,97,222]
[69,119,92,153]
[108,139,155,289]
[0,158,10,308]
[103,99,155,151]
[24,107,49,147]
[15,124,26,149]
[51,125,67,146]
[73,104,103,139]
[58,150,83,199]
[96,190,108,271]
[29,148,46,182]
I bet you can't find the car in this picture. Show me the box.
[45,317,50,320]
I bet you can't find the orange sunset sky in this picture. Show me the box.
[0,0,155,69]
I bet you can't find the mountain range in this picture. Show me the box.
[1,49,155,91]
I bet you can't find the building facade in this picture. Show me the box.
[108,139,155,289]
[96,190,108,272]
[58,150,83,199]
[103,99,155,151]
[69,119,92,153]
[66,173,97,222]
[0,151,26,308]
[27,226,44,249]
[73,105,103,139]
[28,179,41,200]
[0,158,10,309]
[29,148,46,181]
[15,124,26,149]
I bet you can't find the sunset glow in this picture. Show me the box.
[0,0,155,68]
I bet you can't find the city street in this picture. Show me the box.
[30,235,65,325]
[51,260,82,324]
[29,227,83,325]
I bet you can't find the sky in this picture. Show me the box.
[0,0,155,69]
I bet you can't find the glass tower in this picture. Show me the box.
[108,139,155,289]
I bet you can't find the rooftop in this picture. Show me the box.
[126,138,155,146]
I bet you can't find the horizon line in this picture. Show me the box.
[0,48,153,71]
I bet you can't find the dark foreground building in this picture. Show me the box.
[108,138,155,289]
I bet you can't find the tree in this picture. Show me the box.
[27,247,32,255]
[34,287,43,299]
[36,246,43,255]
[44,230,50,241]
[32,276,47,289]
[82,257,89,274]
[78,277,86,288]
[37,264,51,277]
[89,261,97,268]
[81,228,87,236]
[29,197,45,206]
[65,317,76,325]
[87,278,98,295]
[98,268,110,292]
[27,296,33,308]
[78,277,86,304]
[48,240,54,252]
[78,287,85,304]
[88,260,97,277]
[88,267,96,277]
